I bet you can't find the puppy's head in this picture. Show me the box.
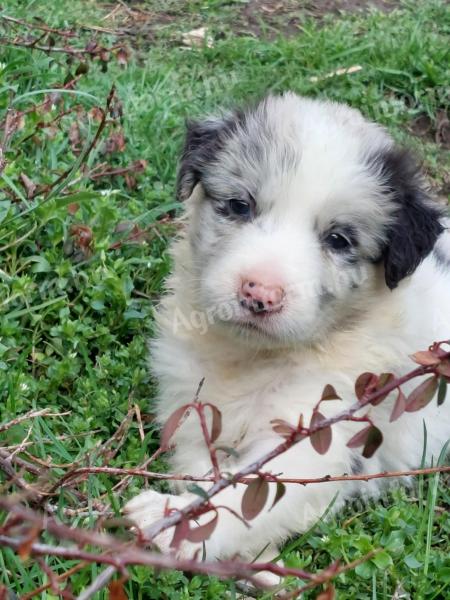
[177,93,443,346]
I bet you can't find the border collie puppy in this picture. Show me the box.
[125,93,450,574]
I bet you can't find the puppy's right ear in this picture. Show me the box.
[176,117,233,201]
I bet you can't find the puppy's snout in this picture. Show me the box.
[239,278,285,315]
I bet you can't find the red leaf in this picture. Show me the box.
[310,411,332,455]
[271,418,295,438]
[160,404,190,449]
[347,424,372,448]
[67,202,80,215]
[208,404,222,443]
[362,426,383,458]
[68,121,81,153]
[316,585,336,600]
[390,389,407,422]
[405,376,439,412]
[321,384,341,402]
[186,512,218,543]
[104,130,126,154]
[241,477,269,521]
[124,173,136,189]
[355,372,378,401]
[411,350,441,367]
[85,39,98,54]
[89,106,104,122]
[437,359,450,378]
[371,372,395,406]
[17,525,41,560]
[116,46,130,67]
[269,481,286,512]
[70,224,93,249]
[170,519,189,549]
[108,580,128,600]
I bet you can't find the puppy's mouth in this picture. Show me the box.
[224,309,283,339]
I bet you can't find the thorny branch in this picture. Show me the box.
[130,344,450,543]
[0,343,449,597]
[0,498,381,597]
[0,13,128,60]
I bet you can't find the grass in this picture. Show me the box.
[0,0,449,597]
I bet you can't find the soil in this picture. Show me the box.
[239,0,399,37]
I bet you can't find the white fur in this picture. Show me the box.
[125,94,450,568]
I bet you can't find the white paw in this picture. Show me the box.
[123,489,199,558]
[250,569,282,589]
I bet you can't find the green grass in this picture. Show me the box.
[0,0,449,598]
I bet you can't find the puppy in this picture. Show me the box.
[125,93,450,571]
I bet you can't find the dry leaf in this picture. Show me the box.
[19,173,37,199]
[271,418,295,438]
[108,580,128,600]
[182,27,214,48]
[309,65,362,83]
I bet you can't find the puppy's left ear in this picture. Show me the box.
[378,149,444,289]
[176,116,235,201]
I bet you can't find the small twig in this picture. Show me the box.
[134,404,145,443]
[0,14,76,37]
[2,429,101,451]
[109,446,164,495]
[8,426,32,461]
[0,408,52,433]
[278,549,381,599]
[21,561,89,600]
[0,37,124,57]
[76,565,117,600]
[39,464,450,490]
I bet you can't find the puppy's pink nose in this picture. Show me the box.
[239,279,285,315]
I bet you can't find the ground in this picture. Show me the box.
[0,0,449,598]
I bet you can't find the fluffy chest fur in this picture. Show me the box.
[151,238,450,479]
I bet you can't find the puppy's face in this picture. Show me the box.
[177,94,443,346]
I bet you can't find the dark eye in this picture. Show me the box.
[228,199,253,220]
[325,232,352,251]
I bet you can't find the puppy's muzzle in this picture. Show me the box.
[238,278,285,315]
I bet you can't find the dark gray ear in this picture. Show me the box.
[376,149,444,289]
[176,116,235,201]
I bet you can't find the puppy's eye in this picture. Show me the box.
[325,232,352,251]
[228,199,253,219]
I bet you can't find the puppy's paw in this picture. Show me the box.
[251,569,282,589]
[123,489,174,553]
[123,489,199,558]
[124,489,169,529]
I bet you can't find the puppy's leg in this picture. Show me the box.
[124,436,349,563]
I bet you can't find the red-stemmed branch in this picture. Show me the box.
[0,342,449,599]
[134,343,450,542]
